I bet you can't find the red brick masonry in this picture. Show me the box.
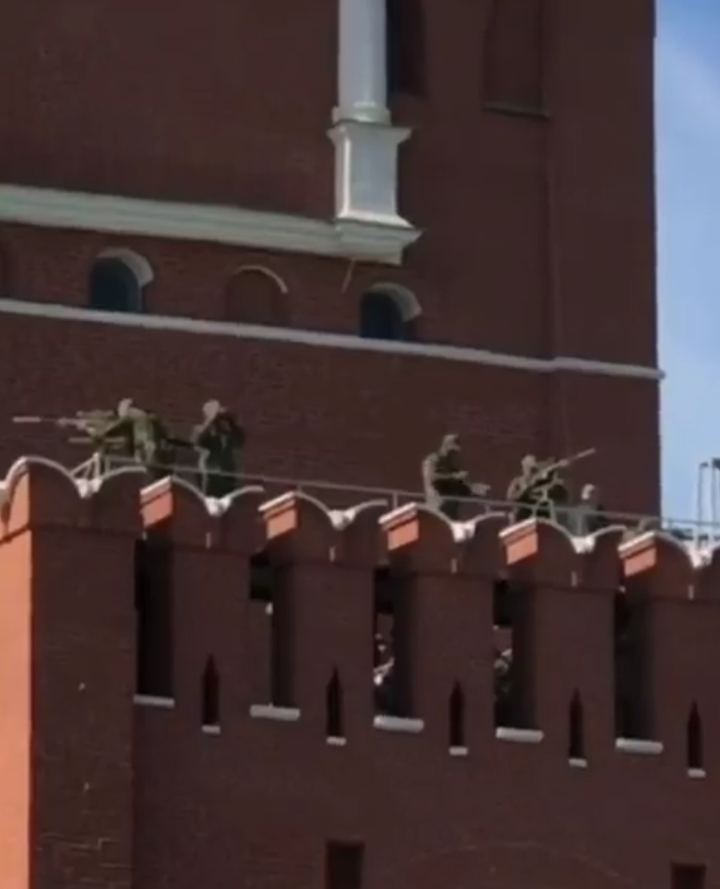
[0,458,712,889]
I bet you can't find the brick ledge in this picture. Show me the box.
[0,299,663,382]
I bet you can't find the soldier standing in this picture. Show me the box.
[506,454,543,522]
[570,483,609,535]
[507,453,573,523]
[191,400,245,497]
[531,458,570,522]
[422,433,479,521]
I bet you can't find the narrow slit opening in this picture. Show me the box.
[568,690,585,761]
[201,657,220,727]
[326,669,344,740]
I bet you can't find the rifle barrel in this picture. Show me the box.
[575,447,596,460]
[67,436,125,446]
[13,415,97,425]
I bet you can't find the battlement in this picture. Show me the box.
[1,456,716,782]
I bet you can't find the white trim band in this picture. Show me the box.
[0,299,663,381]
[0,184,419,266]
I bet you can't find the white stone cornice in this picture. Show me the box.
[0,298,664,382]
[0,184,417,266]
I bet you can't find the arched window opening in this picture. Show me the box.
[326,670,344,740]
[568,691,585,761]
[224,267,288,327]
[387,0,426,97]
[134,538,173,698]
[359,289,417,341]
[483,0,545,110]
[89,257,144,313]
[201,657,220,728]
[687,702,703,772]
[449,682,466,750]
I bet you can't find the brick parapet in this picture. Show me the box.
[0,457,717,797]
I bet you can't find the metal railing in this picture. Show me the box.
[66,453,720,554]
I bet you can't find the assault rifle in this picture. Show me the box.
[13,411,117,437]
[532,447,596,481]
[12,411,193,451]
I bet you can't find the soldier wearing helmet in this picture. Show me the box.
[191,400,245,497]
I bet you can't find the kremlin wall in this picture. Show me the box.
[0,457,716,889]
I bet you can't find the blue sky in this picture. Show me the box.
[658,0,720,520]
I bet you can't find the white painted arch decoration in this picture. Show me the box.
[230,265,289,294]
[95,248,155,288]
[365,282,422,321]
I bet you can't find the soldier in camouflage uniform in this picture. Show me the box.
[507,453,572,524]
[91,398,177,481]
[191,400,246,498]
[422,433,477,521]
[506,455,544,522]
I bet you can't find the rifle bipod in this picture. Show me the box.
[70,452,112,484]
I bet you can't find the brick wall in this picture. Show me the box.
[0,462,712,889]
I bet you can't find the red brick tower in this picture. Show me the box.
[0,0,659,507]
[0,5,697,886]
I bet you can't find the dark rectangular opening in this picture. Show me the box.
[270,579,294,707]
[614,588,653,739]
[134,538,173,698]
[373,566,414,719]
[326,842,364,889]
[249,549,274,602]
[672,864,706,889]
[494,579,535,729]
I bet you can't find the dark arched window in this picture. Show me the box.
[387,0,426,97]
[359,291,413,341]
[89,258,142,313]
